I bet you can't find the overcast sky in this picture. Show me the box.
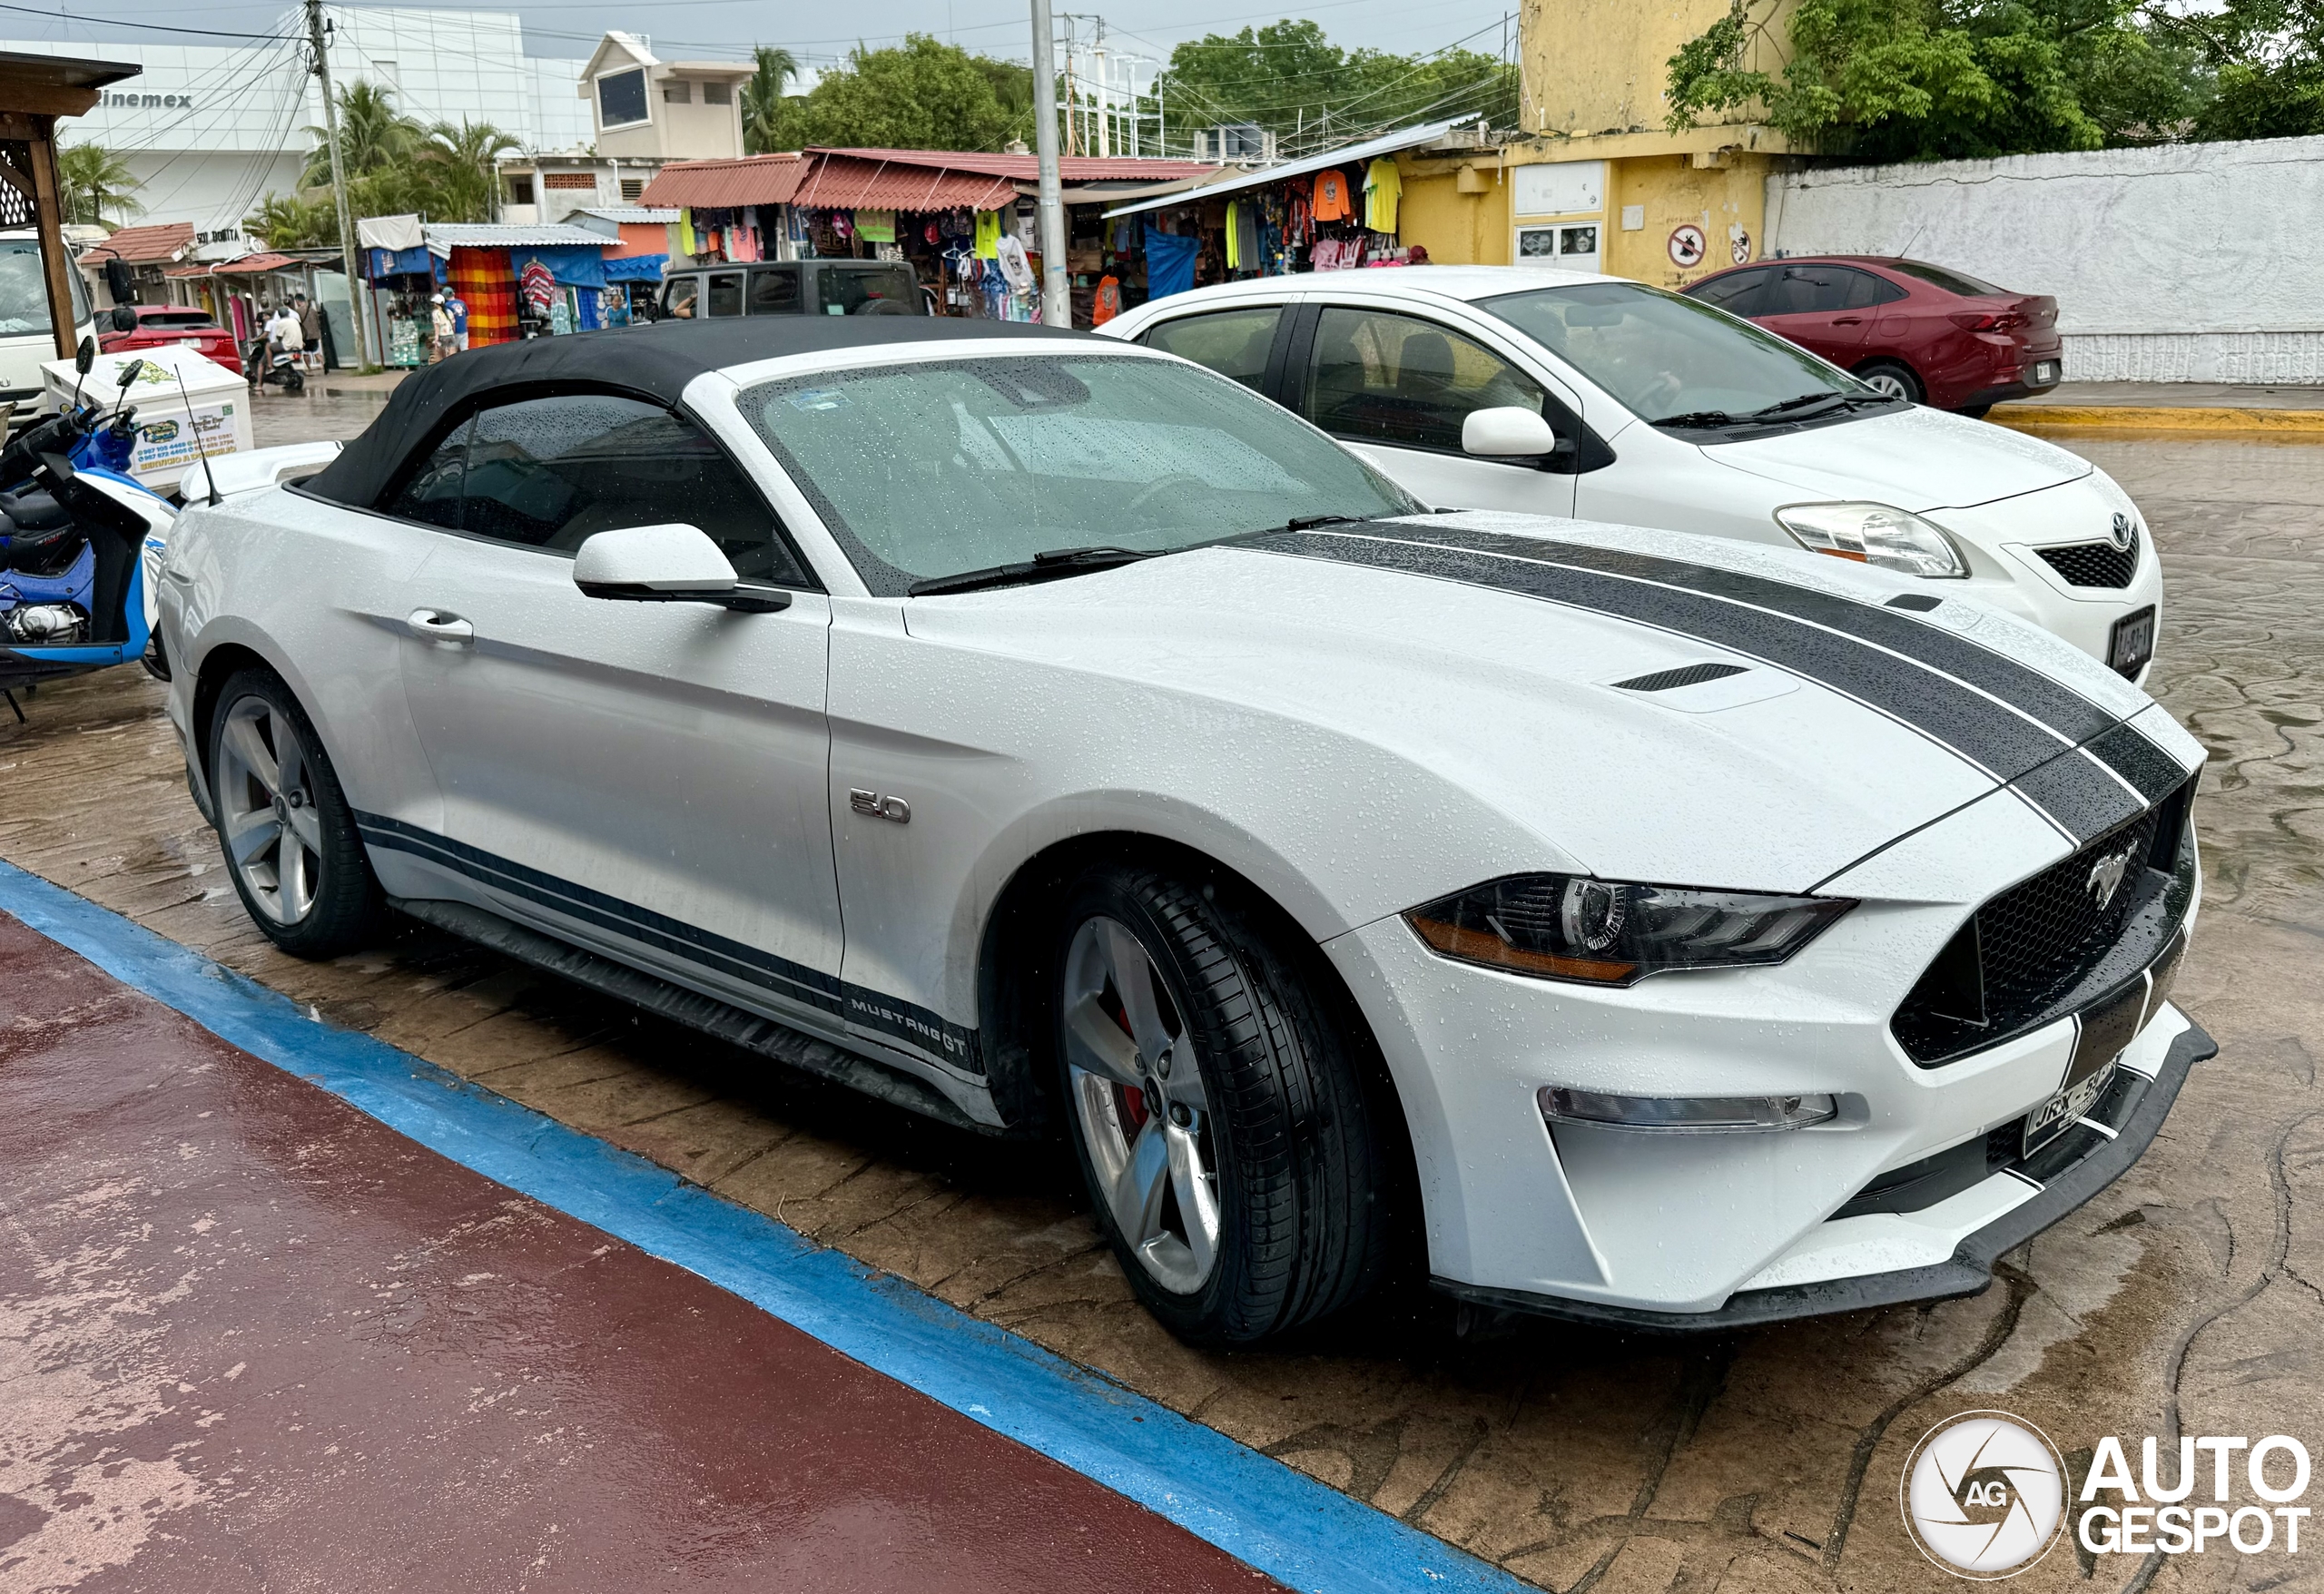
[0,0,1521,72]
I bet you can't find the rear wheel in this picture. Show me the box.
[207,668,382,958]
[1054,862,1388,1344]
[1856,359,1925,405]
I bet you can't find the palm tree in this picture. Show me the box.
[741,45,799,153]
[419,119,522,222]
[245,191,335,250]
[56,143,140,227]
[301,79,419,186]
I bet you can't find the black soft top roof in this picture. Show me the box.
[303,316,1091,509]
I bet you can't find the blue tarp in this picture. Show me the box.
[602,253,668,283]
[1144,226,1198,301]
[512,246,607,291]
[364,245,432,280]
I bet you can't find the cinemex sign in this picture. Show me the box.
[98,92,198,109]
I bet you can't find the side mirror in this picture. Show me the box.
[1462,406,1561,458]
[75,335,95,375]
[116,358,146,389]
[110,306,137,332]
[572,523,788,612]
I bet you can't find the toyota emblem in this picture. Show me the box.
[2109,512,2135,552]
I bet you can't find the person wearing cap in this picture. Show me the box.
[429,293,456,363]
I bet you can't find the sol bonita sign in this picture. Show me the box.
[1903,1412,2313,1579]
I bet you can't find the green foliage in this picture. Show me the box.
[246,191,337,250]
[418,118,524,221]
[300,79,419,186]
[758,36,1034,153]
[56,143,140,226]
[741,45,798,153]
[287,81,517,225]
[2162,0,2324,139]
[1156,19,1518,153]
[1667,0,2211,158]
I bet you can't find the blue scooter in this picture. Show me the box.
[0,338,180,721]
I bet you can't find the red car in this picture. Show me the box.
[98,304,245,376]
[1681,256,2062,416]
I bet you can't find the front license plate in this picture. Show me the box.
[2024,1059,2118,1158]
[2034,360,2059,384]
[2109,605,2156,678]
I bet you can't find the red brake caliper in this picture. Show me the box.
[1100,982,1149,1136]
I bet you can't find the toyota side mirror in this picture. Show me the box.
[110,307,137,332]
[75,335,95,374]
[572,523,788,612]
[1462,406,1562,458]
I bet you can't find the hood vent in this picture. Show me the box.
[1612,662,1748,693]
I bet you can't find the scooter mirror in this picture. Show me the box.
[115,359,146,388]
[75,336,95,374]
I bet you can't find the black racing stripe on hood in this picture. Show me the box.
[2085,720,2194,805]
[2010,749,2150,842]
[1243,526,2146,841]
[1371,522,2122,743]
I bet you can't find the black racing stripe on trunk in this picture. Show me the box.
[2085,720,2192,805]
[1246,529,2069,781]
[2008,750,2148,843]
[1369,522,2122,745]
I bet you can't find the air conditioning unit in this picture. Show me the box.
[1193,123,1276,165]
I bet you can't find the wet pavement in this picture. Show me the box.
[0,910,1276,1592]
[4,415,2322,1591]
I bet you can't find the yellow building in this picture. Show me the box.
[1395,0,1799,288]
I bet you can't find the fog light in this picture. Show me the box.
[1538,1086,1837,1133]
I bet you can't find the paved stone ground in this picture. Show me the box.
[3,428,2319,1592]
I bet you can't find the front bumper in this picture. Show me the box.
[1437,1015,2211,1332]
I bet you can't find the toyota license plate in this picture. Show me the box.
[2109,605,2156,678]
[2034,360,2059,384]
[2024,1059,2117,1158]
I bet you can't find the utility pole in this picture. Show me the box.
[1029,0,1070,328]
[304,0,374,369]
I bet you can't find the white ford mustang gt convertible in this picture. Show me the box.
[156,319,2213,1343]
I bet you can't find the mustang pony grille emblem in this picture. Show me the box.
[2109,512,2135,552]
[2086,848,2134,910]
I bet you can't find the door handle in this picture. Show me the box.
[407,608,474,644]
[1833,316,1864,326]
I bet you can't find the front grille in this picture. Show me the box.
[2035,529,2139,588]
[1892,781,2191,1065]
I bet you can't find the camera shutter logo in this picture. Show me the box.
[1901,1412,2068,1579]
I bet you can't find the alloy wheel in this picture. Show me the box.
[1061,915,1221,1294]
[1862,369,1913,399]
[214,696,325,924]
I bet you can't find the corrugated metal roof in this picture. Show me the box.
[424,223,615,251]
[576,206,680,224]
[79,221,193,265]
[637,154,810,210]
[1103,115,1482,220]
[790,153,1017,212]
[808,148,1218,182]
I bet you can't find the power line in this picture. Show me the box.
[0,3,289,39]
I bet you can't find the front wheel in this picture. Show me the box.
[283,368,305,394]
[206,668,382,958]
[1053,863,1390,1344]
[1856,359,1925,405]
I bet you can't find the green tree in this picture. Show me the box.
[419,119,522,221]
[761,35,1027,152]
[245,190,336,249]
[741,45,799,153]
[1666,0,2207,158]
[1156,20,1517,153]
[56,142,140,226]
[2162,0,2324,139]
[301,79,419,186]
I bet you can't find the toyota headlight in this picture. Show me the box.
[1405,874,1855,986]
[1775,501,1968,578]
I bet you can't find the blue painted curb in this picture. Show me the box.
[0,859,1537,1594]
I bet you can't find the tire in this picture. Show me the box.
[1856,359,1925,405]
[1052,862,1388,1343]
[284,369,305,394]
[205,667,383,958]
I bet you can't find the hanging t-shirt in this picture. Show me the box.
[856,209,896,244]
[1224,200,1241,271]
[1364,158,1403,234]
[1235,202,1260,275]
[974,209,1002,260]
[1312,169,1352,222]
[678,210,698,258]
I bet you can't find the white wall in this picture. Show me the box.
[1766,136,2324,385]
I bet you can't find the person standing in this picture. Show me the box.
[428,293,456,363]
[296,295,324,371]
[444,290,469,353]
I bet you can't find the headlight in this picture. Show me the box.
[1774,501,1968,578]
[1404,873,1855,986]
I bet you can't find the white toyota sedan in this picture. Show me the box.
[157,319,2212,1342]
[1102,269,2162,682]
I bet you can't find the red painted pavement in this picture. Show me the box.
[0,911,1278,1592]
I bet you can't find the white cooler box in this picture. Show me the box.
[41,343,252,495]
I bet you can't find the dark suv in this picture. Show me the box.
[1682,256,2062,416]
[658,261,927,320]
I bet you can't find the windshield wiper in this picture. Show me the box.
[908,545,1157,597]
[1649,409,1741,429]
[1277,513,1382,533]
[1746,391,1853,422]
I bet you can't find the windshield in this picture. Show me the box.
[741,354,1417,594]
[0,237,85,339]
[1479,280,1870,427]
